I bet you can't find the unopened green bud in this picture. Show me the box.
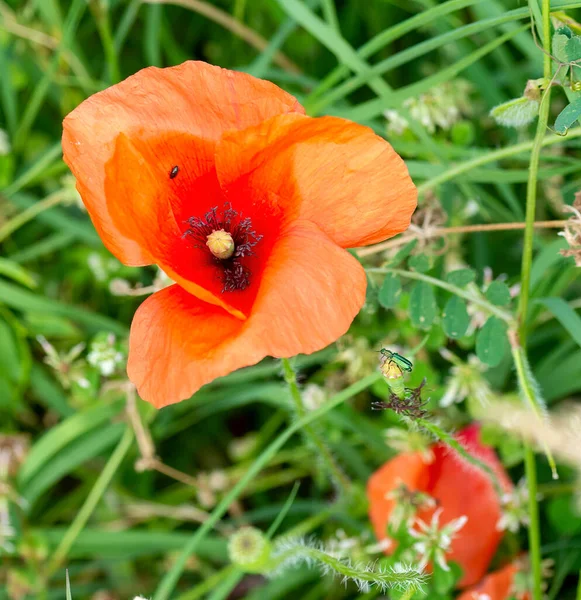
[490,97,539,128]
[228,527,272,573]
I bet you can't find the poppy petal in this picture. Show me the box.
[62,61,303,265]
[429,426,513,587]
[215,113,417,248]
[366,425,512,589]
[127,284,258,408]
[128,220,366,407]
[103,131,247,319]
[249,219,367,356]
[367,453,430,541]
[456,564,526,600]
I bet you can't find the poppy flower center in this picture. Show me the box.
[206,229,235,259]
[184,203,262,293]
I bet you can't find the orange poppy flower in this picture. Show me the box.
[367,424,513,588]
[62,61,416,407]
[457,563,530,600]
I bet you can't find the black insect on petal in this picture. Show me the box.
[170,166,179,179]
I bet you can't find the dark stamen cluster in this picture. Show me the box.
[184,203,262,292]
[372,378,429,419]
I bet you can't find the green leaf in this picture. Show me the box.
[390,239,417,266]
[21,422,125,505]
[409,254,431,273]
[0,258,36,288]
[553,31,571,63]
[536,297,581,348]
[40,528,227,561]
[476,317,508,367]
[19,400,124,487]
[566,35,581,62]
[485,281,512,306]
[341,28,525,122]
[0,318,22,407]
[442,296,470,339]
[409,282,437,330]
[556,25,573,38]
[0,279,127,335]
[433,561,462,594]
[378,273,402,308]
[547,496,581,535]
[446,268,475,286]
[554,97,581,134]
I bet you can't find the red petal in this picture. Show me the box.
[128,221,366,407]
[62,61,303,265]
[215,113,417,249]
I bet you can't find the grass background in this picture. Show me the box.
[1,0,581,598]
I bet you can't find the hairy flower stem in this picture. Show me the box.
[154,372,382,600]
[281,358,351,494]
[400,587,417,600]
[272,546,425,591]
[415,417,504,498]
[369,268,555,467]
[519,2,553,598]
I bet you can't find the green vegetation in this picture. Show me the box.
[1,0,581,598]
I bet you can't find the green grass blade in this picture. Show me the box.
[0,279,127,335]
[12,0,87,151]
[536,297,581,348]
[341,27,526,122]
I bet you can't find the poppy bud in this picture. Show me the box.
[228,527,272,573]
[206,229,235,259]
[380,360,403,380]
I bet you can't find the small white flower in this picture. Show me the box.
[386,483,436,531]
[87,334,124,377]
[496,479,530,533]
[440,351,494,407]
[76,377,91,389]
[302,384,327,411]
[385,81,472,136]
[410,508,467,572]
[384,109,409,135]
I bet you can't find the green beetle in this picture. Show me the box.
[379,348,413,372]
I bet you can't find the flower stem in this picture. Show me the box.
[519,1,552,342]
[367,267,515,324]
[519,2,553,598]
[415,417,505,498]
[508,339,557,479]
[357,220,568,257]
[272,546,426,591]
[281,357,351,494]
[524,443,542,600]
